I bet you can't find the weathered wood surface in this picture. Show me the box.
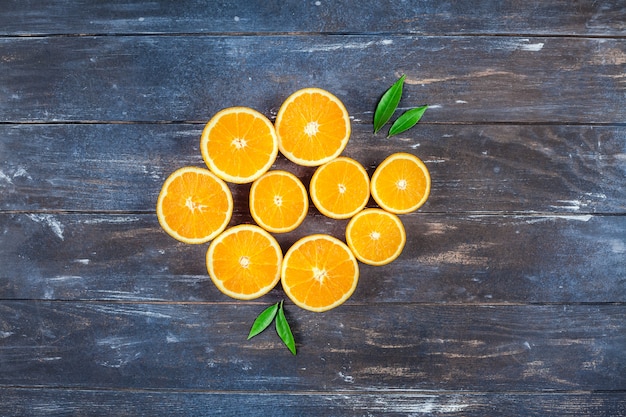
[2,389,625,417]
[1,124,624,213]
[1,213,624,303]
[1,1,625,415]
[1,36,624,124]
[1,302,624,391]
[1,0,625,36]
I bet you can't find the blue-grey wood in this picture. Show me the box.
[0,301,624,391]
[1,1,625,415]
[0,36,623,123]
[1,0,624,36]
[1,124,624,213]
[1,388,625,417]
[0,213,624,303]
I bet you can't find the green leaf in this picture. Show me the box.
[387,105,428,137]
[374,74,406,134]
[275,301,296,355]
[247,302,279,340]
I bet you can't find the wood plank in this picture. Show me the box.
[0,212,624,303]
[1,388,626,417]
[1,36,624,123]
[1,0,624,37]
[0,301,624,391]
[1,124,624,213]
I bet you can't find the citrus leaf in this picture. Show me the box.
[374,74,406,134]
[247,302,279,340]
[276,301,296,355]
[387,105,428,137]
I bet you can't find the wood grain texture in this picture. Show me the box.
[1,36,624,123]
[1,213,624,303]
[1,124,624,213]
[1,0,624,36]
[0,301,624,391]
[2,2,625,414]
[1,388,625,417]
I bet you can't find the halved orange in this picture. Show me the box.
[249,170,309,233]
[156,166,233,244]
[310,156,370,219]
[274,88,351,166]
[346,208,406,266]
[206,224,283,300]
[370,152,431,214]
[281,234,359,312]
[200,107,278,184]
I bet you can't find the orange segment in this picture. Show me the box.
[156,166,233,244]
[275,88,351,166]
[370,152,431,214]
[206,224,283,300]
[346,208,406,266]
[249,170,309,233]
[201,107,278,184]
[310,156,370,219]
[281,234,359,312]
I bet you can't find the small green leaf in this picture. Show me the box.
[275,301,296,355]
[247,302,279,340]
[374,74,406,134]
[387,105,428,137]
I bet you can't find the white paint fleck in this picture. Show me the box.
[0,331,14,339]
[584,192,607,200]
[138,17,145,22]
[338,371,354,383]
[423,159,447,163]
[90,304,172,319]
[73,259,91,265]
[13,167,32,180]
[27,214,65,240]
[455,100,468,104]
[315,0,321,5]
[81,216,140,224]
[0,170,13,184]
[293,40,393,53]
[44,288,54,299]
[520,42,544,51]
[166,332,180,343]
[410,143,421,148]
[41,357,62,361]
[234,16,240,22]
[609,239,625,254]
[369,396,470,414]
[48,275,83,282]
[549,200,582,211]
[516,214,592,224]
[524,341,532,350]
[427,104,442,109]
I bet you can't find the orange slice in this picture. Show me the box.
[249,170,309,233]
[370,152,431,214]
[281,234,359,312]
[310,156,370,219]
[346,208,406,266]
[156,166,233,244]
[206,224,283,300]
[274,88,351,166]
[200,107,278,184]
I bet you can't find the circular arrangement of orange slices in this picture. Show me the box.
[156,87,431,311]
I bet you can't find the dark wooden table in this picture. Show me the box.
[1,1,625,415]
